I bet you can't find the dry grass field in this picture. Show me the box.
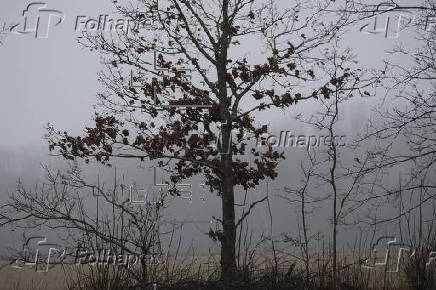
[0,250,431,290]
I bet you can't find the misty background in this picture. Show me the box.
[0,0,421,255]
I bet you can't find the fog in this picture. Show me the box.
[0,0,425,257]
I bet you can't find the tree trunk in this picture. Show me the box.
[216,2,236,276]
[331,138,338,288]
[220,122,237,281]
[216,0,236,277]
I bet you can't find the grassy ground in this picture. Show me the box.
[0,251,432,290]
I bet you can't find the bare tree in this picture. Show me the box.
[280,150,321,286]
[355,1,436,227]
[0,164,170,286]
[287,42,381,287]
[4,0,366,281]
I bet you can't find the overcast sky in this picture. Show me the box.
[0,0,421,252]
[0,0,415,149]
